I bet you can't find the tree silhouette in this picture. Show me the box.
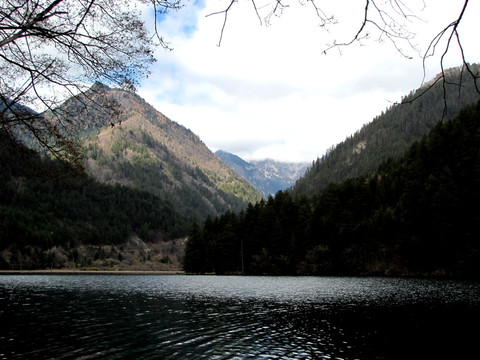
[2,0,477,170]
[0,0,181,169]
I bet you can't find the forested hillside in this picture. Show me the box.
[0,138,189,270]
[184,101,480,277]
[293,65,480,196]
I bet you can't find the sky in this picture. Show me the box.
[138,0,480,163]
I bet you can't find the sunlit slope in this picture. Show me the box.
[79,85,262,219]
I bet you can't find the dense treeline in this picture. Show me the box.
[293,65,480,196]
[185,102,480,277]
[0,137,189,269]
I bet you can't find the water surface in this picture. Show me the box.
[1,275,479,359]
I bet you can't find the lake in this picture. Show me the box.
[1,275,479,359]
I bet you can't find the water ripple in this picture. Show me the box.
[1,275,480,359]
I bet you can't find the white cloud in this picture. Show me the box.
[139,0,480,162]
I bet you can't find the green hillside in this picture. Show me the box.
[293,65,480,196]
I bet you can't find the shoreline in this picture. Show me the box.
[0,269,186,275]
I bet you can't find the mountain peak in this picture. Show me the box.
[74,89,263,219]
[90,81,111,92]
[216,150,308,197]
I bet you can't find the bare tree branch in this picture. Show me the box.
[402,0,478,116]
[207,0,477,107]
[2,0,478,171]
[0,0,182,170]
[149,0,182,50]
[322,0,419,59]
[205,0,237,47]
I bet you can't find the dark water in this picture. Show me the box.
[1,275,479,359]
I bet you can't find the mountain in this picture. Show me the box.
[0,84,264,270]
[215,150,308,197]
[186,101,480,277]
[293,65,480,197]
[0,98,40,149]
[71,85,262,220]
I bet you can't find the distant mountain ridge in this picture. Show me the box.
[216,150,308,197]
[293,65,480,196]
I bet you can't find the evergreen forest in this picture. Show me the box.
[184,101,480,277]
[0,138,189,269]
[293,65,480,196]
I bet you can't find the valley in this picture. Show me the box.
[1,65,480,276]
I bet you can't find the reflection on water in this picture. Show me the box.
[1,275,479,359]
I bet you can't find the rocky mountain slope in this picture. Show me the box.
[215,150,308,197]
[68,84,262,219]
